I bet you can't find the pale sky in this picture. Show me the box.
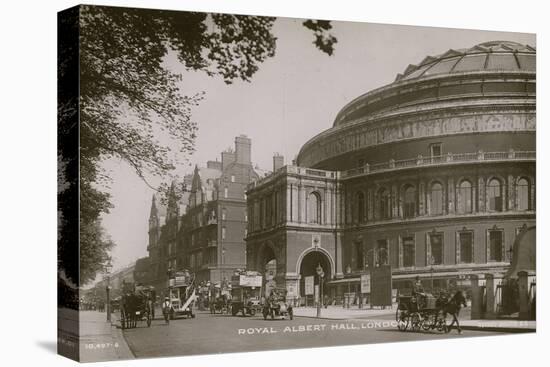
[100,17,535,272]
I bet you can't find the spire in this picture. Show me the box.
[150,194,158,217]
[149,194,159,229]
[166,181,180,221]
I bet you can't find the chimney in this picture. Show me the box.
[235,135,251,165]
[221,148,235,171]
[207,160,222,171]
[273,153,284,172]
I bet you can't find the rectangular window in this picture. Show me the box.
[429,233,443,265]
[224,187,228,198]
[459,232,473,263]
[222,227,226,240]
[231,175,235,183]
[489,230,503,262]
[430,143,442,157]
[221,208,226,220]
[402,236,415,267]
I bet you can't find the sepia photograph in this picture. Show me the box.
[56,2,536,363]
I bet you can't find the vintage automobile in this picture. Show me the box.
[262,288,293,320]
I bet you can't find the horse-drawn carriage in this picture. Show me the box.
[210,295,231,314]
[120,286,154,329]
[396,291,466,333]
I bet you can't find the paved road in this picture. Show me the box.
[122,311,502,358]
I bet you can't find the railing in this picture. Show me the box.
[248,165,337,190]
[247,150,535,189]
[341,150,535,179]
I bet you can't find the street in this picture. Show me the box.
[122,309,502,358]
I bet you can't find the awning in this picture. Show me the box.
[327,278,360,285]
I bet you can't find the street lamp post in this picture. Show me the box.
[316,263,324,318]
[104,261,113,323]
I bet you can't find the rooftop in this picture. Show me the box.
[395,41,535,82]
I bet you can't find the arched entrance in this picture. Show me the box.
[298,250,332,300]
[257,243,278,297]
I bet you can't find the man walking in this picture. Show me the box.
[162,297,172,324]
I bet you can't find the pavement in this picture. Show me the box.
[293,305,535,332]
[58,309,134,362]
[121,310,504,358]
[59,305,534,361]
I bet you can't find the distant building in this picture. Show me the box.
[245,41,536,304]
[133,257,151,286]
[147,135,261,294]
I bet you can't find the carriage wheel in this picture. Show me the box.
[410,313,422,332]
[396,309,409,331]
[421,313,432,331]
[437,312,449,332]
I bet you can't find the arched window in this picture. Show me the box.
[403,185,416,218]
[487,178,503,211]
[457,180,473,214]
[517,178,530,211]
[430,182,444,215]
[307,192,321,224]
[378,188,391,220]
[356,191,366,223]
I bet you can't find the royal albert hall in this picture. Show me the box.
[245,41,535,304]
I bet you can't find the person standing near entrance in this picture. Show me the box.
[162,297,172,324]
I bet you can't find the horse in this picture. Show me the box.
[439,291,468,334]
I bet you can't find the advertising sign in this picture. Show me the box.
[239,275,262,287]
[360,273,371,293]
[174,276,188,287]
[305,275,314,295]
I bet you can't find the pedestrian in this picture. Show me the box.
[162,297,172,324]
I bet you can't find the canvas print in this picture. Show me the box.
[57,4,536,362]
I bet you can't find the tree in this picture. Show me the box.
[58,5,337,286]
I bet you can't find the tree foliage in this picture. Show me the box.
[58,5,336,286]
[302,20,338,56]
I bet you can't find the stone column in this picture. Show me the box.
[507,174,514,211]
[418,180,426,216]
[325,187,330,225]
[518,271,530,320]
[484,273,503,319]
[478,176,486,212]
[298,184,305,223]
[447,177,455,214]
[470,275,484,320]
[391,184,399,218]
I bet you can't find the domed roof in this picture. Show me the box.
[395,41,535,82]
